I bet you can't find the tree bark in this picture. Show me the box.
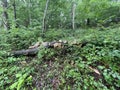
[71,2,76,30]
[28,0,32,26]
[10,41,68,56]
[13,0,18,28]
[8,40,89,57]
[11,47,39,56]
[2,0,10,30]
[42,0,50,33]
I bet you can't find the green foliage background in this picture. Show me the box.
[0,27,120,89]
[0,0,120,90]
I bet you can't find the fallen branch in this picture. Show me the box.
[11,47,39,56]
[9,40,88,56]
[10,40,67,56]
[89,66,101,75]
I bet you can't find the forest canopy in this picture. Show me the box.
[0,0,120,30]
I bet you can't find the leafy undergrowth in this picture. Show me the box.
[0,27,120,90]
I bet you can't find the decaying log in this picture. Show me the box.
[10,40,88,57]
[11,47,39,56]
[10,40,68,56]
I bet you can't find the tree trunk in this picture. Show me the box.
[2,0,10,30]
[11,47,39,57]
[71,2,76,30]
[13,0,18,28]
[10,41,67,56]
[7,40,89,57]
[42,0,50,33]
[28,0,32,26]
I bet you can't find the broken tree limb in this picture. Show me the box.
[10,40,67,56]
[9,40,88,57]
[11,47,39,56]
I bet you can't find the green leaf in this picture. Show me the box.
[16,74,22,78]
[10,82,18,90]
[17,79,24,90]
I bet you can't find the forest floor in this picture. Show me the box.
[0,26,120,90]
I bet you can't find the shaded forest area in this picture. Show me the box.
[0,0,120,90]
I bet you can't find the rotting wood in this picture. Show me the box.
[11,40,67,56]
[9,40,88,56]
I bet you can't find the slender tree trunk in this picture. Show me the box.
[13,0,18,28]
[2,0,10,30]
[28,0,32,26]
[42,0,49,33]
[71,2,76,30]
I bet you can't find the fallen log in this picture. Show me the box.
[11,47,39,56]
[10,40,68,56]
[9,40,88,57]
